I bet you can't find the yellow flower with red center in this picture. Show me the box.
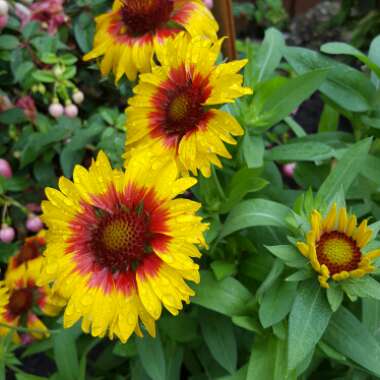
[39,150,207,343]
[0,234,62,342]
[83,0,218,82]
[296,204,380,288]
[125,32,252,177]
[6,231,46,284]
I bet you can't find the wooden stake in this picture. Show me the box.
[212,0,237,60]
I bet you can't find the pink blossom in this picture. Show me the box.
[14,3,31,28]
[0,225,15,243]
[282,163,296,178]
[16,95,37,122]
[30,0,67,35]
[64,104,78,118]
[203,0,213,8]
[0,158,12,178]
[26,215,43,232]
[0,95,12,112]
[49,102,64,118]
[0,13,8,29]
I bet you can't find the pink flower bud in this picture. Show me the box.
[64,104,78,118]
[26,215,43,232]
[72,90,84,104]
[0,158,12,178]
[0,225,15,243]
[282,163,296,178]
[0,0,9,16]
[49,102,64,118]
[0,13,8,29]
[203,0,213,8]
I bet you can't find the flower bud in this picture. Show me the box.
[53,65,64,77]
[0,225,15,243]
[72,90,84,104]
[0,0,9,16]
[26,215,43,232]
[0,158,12,178]
[0,13,8,29]
[49,102,64,118]
[64,104,78,118]
[282,163,296,178]
[203,0,213,8]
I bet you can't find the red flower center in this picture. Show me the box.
[8,288,34,317]
[120,0,174,36]
[91,208,151,272]
[316,231,361,275]
[150,67,212,144]
[15,239,44,267]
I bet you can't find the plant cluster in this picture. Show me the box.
[1,1,380,380]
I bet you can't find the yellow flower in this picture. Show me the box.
[0,236,62,342]
[6,231,46,285]
[296,203,380,288]
[125,32,252,177]
[83,0,218,82]
[39,150,207,343]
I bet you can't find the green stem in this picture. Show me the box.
[0,322,61,335]
[211,166,226,201]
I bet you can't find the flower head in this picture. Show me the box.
[296,204,380,288]
[0,234,62,342]
[30,0,67,34]
[125,32,252,177]
[16,96,37,122]
[83,0,218,82]
[39,151,207,343]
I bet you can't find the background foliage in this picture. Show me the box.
[1,0,380,379]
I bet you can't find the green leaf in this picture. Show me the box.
[63,66,77,80]
[318,103,339,133]
[231,316,262,334]
[326,286,344,312]
[20,127,68,168]
[266,141,335,162]
[14,61,34,83]
[192,271,253,316]
[40,52,59,64]
[288,280,332,370]
[247,335,288,380]
[342,277,380,300]
[317,138,371,204]
[0,108,27,124]
[369,35,380,89]
[53,327,80,380]
[251,27,285,84]
[220,199,290,238]
[60,53,78,65]
[285,47,376,112]
[265,245,306,268]
[74,13,95,53]
[362,298,380,338]
[136,334,166,380]
[324,306,380,376]
[242,134,264,168]
[259,280,297,328]
[321,42,380,78]
[0,35,19,50]
[220,168,268,213]
[251,69,328,129]
[211,261,237,281]
[200,311,237,374]
[32,70,55,83]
